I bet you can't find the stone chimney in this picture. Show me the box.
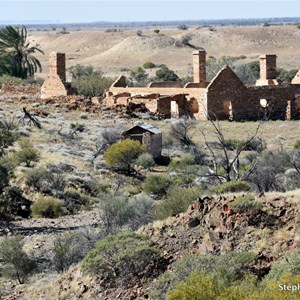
[193,49,206,87]
[49,52,66,82]
[41,52,68,99]
[256,54,278,86]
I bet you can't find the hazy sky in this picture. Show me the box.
[0,1,299,23]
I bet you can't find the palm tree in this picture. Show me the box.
[0,25,44,79]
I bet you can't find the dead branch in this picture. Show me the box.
[19,107,42,129]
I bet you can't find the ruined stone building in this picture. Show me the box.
[41,50,300,120]
[105,50,300,121]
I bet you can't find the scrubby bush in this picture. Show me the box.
[155,66,180,82]
[277,68,298,83]
[213,181,250,194]
[72,73,113,97]
[98,193,154,233]
[154,187,199,220]
[264,249,300,281]
[150,251,256,299]
[167,272,254,300]
[169,155,195,170]
[144,174,173,196]
[170,118,195,146]
[294,139,300,149]
[0,164,9,192]
[104,139,145,173]
[143,61,156,69]
[25,166,65,196]
[228,194,264,215]
[129,66,148,85]
[0,236,36,284]
[14,138,40,167]
[248,150,290,192]
[0,186,31,220]
[223,137,266,152]
[135,152,155,170]
[53,231,95,273]
[69,64,94,79]
[0,75,24,88]
[82,232,162,287]
[31,196,63,218]
[178,24,188,30]
[63,190,92,214]
[166,271,300,300]
[69,65,113,97]
[0,127,18,157]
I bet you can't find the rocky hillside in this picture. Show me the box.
[10,192,300,300]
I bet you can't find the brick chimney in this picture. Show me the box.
[49,52,66,82]
[256,54,278,86]
[193,49,206,87]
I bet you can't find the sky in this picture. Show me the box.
[0,1,299,24]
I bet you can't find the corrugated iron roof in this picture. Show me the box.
[126,124,161,134]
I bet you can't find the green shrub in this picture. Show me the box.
[150,251,256,299]
[0,186,31,220]
[277,68,298,83]
[72,73,113,97]
[178,24,188,30]
[223,137,266,152]
[104,139,146,173]
[228,194,264,214]
[0,164,9,192]
[213,181,250,194]
[25,166,65,196]
[34,77,45,85]
[144,174,173,196]
[264,250,300,281]
[155,66,179,82]
[15,138,40,167]
[0,127,18,157]
[154,187,199,220]
[98,193,154,233]
[31,196,63,218]
[166,271,300,300]
[168,155,195,171]
[53,231,92,273]
[63,190,93,214]
[0,75,24,88]
[167,272,255,300]
[135,152,155,170]
[143,61,156,69]
[82,232,161,287]
[0,236,36,284]
[130,66,148,85]
[294,140,300,149]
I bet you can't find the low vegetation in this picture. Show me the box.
[82,232,162,287]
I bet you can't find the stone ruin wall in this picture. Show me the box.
[105,86,208,119]
[40,49,300,121]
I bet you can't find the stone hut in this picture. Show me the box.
[121,124,162,158]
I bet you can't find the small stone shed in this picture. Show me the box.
[121,124,162,158]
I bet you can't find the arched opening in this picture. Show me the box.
[223,100,233,120]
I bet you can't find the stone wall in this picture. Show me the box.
[100,50,300,121]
